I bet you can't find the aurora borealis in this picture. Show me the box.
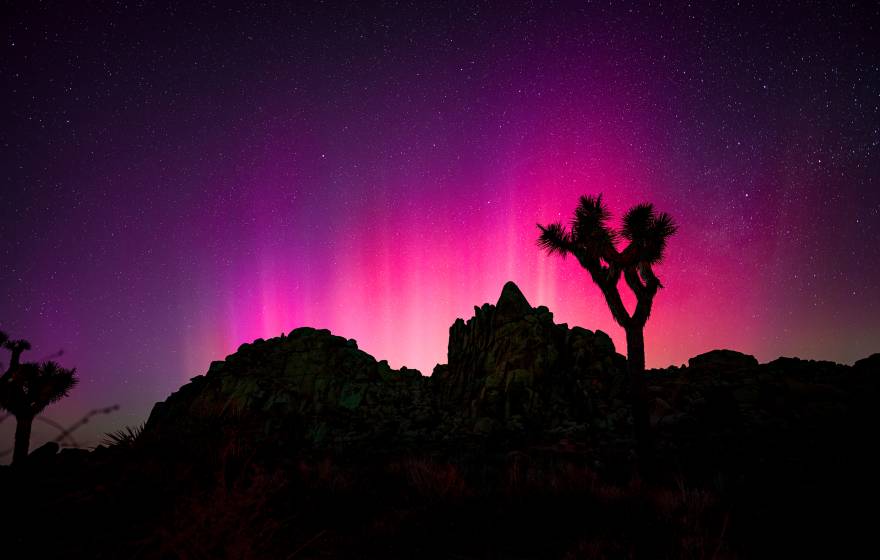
[2,2,879,449]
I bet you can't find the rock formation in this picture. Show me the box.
[143,282,629,452]
[431,281,627,435]
[140,281,879,465]
[144,327,434,452]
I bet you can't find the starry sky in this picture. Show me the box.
[2,1,879,452]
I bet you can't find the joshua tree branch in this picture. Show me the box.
[600,242,621,265]
[639,264,663,291]
[601,267,632,328]
[624,267,648,299]
[574,252,631,327]
[631,295,654,327]
[537,223,575,256]
[578,253,613,289]
[630,265,662,327]
[603,284,632,328]
[604,241,641,268]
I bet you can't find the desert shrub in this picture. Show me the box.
[101,423,144,448]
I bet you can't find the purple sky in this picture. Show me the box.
[2,1,879,456]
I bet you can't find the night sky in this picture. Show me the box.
[2,1,879,451]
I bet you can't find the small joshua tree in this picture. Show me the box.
[4,338,32,373]
[538,194,676,465]
[1,336,78,465]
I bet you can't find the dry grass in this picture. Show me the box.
[153,464,287,560]
[389,457,469,501]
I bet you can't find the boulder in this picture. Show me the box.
[27,441,60,467]
[854,353,880,373]
[688,349,758,372]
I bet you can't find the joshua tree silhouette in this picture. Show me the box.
[1,337,78,465]
[538,194,676,465]
[4,338,32,373]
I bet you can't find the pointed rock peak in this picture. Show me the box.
[495,281,532,319]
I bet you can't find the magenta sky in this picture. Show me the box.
[2,2,879,452]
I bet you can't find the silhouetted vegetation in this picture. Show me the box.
[0,331,78,465]
[3,338,31,372]
[538,195,676,468]
[102,423,144,448]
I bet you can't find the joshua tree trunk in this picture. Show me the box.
[625,326,653,472]
[13,413,34,466]
[9,349,22,371]
[538,195,676,476]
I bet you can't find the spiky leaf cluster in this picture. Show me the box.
[4,339,32,356]
[538,194,676,266]
[1,360,78,417]
[621,203,677,264]
[102,423,144,448]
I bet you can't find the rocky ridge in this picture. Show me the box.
[143,281,630,451]
[144,327,433,451]
[141,281,880,465]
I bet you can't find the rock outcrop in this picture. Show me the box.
[645,351,880,476]
[144,327,433,451]
[687,349,759,372]
[143,282,628,452]
[140,281,880,465]
[431,281,626,435]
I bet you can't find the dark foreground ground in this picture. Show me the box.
[2,377,878,560]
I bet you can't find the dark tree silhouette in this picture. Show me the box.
[0,330,7,370]
[4,339,31,373]
[538,194,676,466]
[1,337,78,465]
